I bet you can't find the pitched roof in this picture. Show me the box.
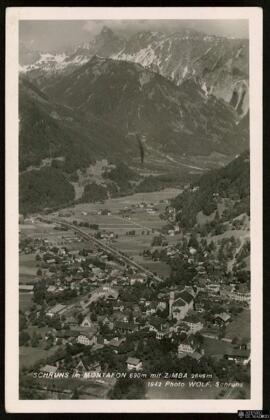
[190,351,202,361]
[225,349,250,358]
[92,343,104,351]
[57,330,80,338]
[148,316,165,328]
[172,298,186,307]
[178,290,194,304]
[47,303,66,314]
[180,335,196,347]
[126,357,141,365]
[109,338,125,347]
[79,327,97,339]
[81,315,92,325]
[214,312,231,322]
[184,313,202,324]
[40,365,57,374]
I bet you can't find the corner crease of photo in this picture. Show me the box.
[5,6,262,414]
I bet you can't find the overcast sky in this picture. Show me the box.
[20,20,249,52]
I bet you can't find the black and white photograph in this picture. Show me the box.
[5,7,263,413]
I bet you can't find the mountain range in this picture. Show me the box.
[20,26,249,116]
[19,25,249,214]
[42,55,248,157]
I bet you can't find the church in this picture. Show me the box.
[169,289,194,321]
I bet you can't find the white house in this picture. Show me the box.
[169,290,194,321]
[178,336,200,357]
[228,291,250,304]
[178,341,195,354]
[225,350,250,365]
[77,329,97,346]
[184,320,203,334]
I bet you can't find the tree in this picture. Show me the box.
[33,282,47,305]
[19,313,28,331]
[188,233,199,249]
[195,333,204,347]
[36,268,42,276]
[45,339,53,350]
[19,331,30,346]
[72,388,80,399]
[90,312,97,322]
[232,336,239,345]
[31,331,40,347]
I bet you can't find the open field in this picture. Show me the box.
[225,310,250,341]
[19,254,38,285]
[203,337,234,357]
[20,345,61,369]
[20,221,56,235]
[19,274,38,285]
[46,188,181,278]
[19,292,33,311]
[63,188,181,215]
[20,254,37,275]
[20,221,83,251]
[134,255,171,278]
[133,146,230,176]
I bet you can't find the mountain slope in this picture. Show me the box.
[172,151,250,228]
[113,29,249,115]
[44,56,248,156]
[19,76,135,171]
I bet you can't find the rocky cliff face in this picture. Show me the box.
[112,29,249,116]
[19,26,125,78]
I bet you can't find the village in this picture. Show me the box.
[19,189,250,400]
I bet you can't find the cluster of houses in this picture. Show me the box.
[20,210,251,391]
[37,273,250,372]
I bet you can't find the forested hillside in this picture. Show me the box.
[172,151,250,228]
[20,167,75,215]
[19,77,135,172]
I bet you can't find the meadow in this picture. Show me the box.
[20,345,61,369]
[19,254,38,284]
[225,309,250,341]
[54,188,181,278]
[19,292,33,311]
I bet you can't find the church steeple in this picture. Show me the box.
[169,291,175,319]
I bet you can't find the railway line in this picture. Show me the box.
[49,218,164,284]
